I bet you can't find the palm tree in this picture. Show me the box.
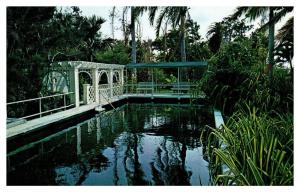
[109,6,116,40]
[232,7,293,81]
[129,7,148,78]
[149,6,190,62]
[275,17,293,78]
[81,15,105,61]
[206,22,223,54]
[131,7,137,66]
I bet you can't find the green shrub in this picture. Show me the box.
[208,107,293,185]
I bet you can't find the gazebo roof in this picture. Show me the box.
[126,61,207,69]
[52,61,125,69]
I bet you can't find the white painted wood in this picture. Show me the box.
[54,61,125,70]
[74,68,80,107]
[83,84,90,104]
[109,69,113,98]
[120,69,124,86]
[93,68,99,103]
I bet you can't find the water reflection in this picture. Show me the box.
[7,103,213,185]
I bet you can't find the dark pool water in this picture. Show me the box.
[7,103,214,185]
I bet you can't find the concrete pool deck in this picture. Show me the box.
[7,103,99,139]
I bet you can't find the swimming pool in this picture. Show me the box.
[7,103,214,185]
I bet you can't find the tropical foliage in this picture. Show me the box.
[198,6,293,186]
[208,107,293,185]
[6,6,294,185]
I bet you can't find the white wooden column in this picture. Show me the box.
[74,68,80,107]
[83,84,91,104]
[120,69,124,86]
[120,69,124,95]
[92,68,99,103]
[109,69,113,97]
[68,69,76,105]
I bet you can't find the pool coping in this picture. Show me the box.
[213,109,231,175]
[7,103,99,139]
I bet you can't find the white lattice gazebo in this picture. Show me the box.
[50,61,125,107]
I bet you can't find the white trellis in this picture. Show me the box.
[51,61,125,107]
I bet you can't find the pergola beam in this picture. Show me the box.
[126,61,207,69]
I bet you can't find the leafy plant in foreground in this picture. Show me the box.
[207,106,293,185]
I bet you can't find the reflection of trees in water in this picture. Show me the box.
[8,103,212,185]
[123,134,147,185]
[90,104,211,185]
[122,104,148,185]
[123,104,211,185]
[113,143,119,185]
[150,136,192,185]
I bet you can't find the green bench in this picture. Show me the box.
[136,82,154,94]
[171,82,191,93]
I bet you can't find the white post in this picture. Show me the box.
[68,69,75,105]
[120,69,124,86]
[39,98,42,117]
[109,69,113,98]
[83,84,90,104]
[74,68,80,107]
[125,69,128,94]
[120,69,124,95]
[93,68,99,103]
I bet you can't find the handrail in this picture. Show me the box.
[21,104,75,119]
[7,92,75,119]
[123,83,196,94]
[7,92,74,105]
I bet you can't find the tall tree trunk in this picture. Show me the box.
[131,7,137,78]
[180,12,187,81]
[180,13,186,62]
[268,7,275,84]
[163,22,168,62]
[110,6,116,39]
[122,7,129,46]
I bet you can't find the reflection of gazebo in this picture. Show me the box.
[49,61,125,107]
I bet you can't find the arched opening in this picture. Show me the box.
[113,71,120,84]
[42,71,69,94]
[79,72,92,103]
[99,72,108,85]
[98,71,109,102]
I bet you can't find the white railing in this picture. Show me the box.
[7,92,75,119]
[112,83,123,97]
[88,86,95,103]
[98,84,124,104]
[99,84,111,104]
